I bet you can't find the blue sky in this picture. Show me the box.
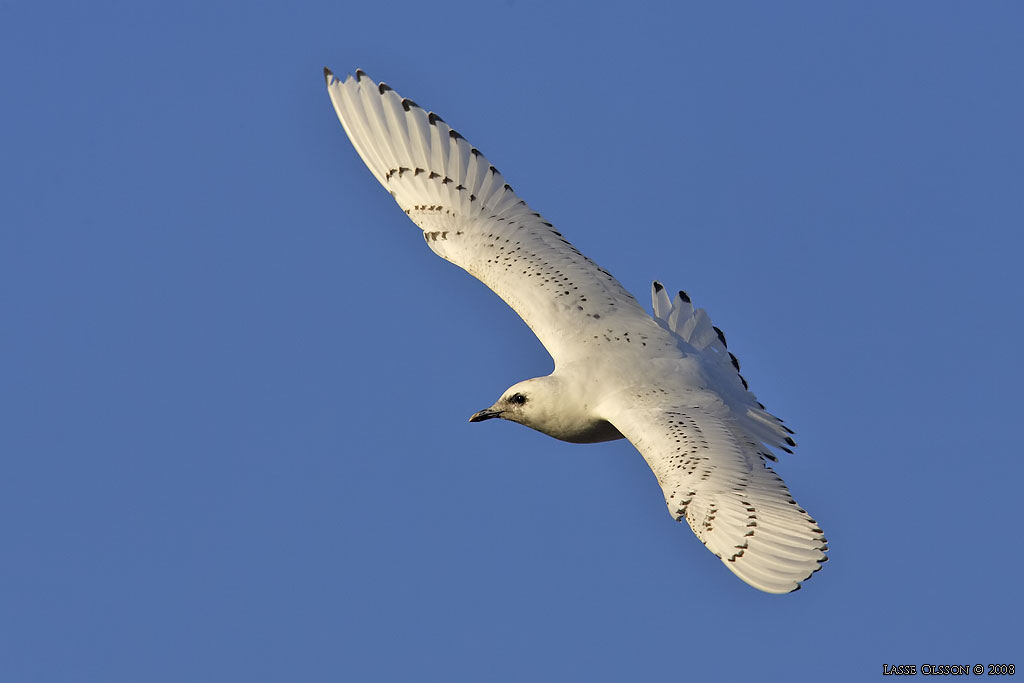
[3,1,1022,680]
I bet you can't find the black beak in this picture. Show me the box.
[469,408,502,423]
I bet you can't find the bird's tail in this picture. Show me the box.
[650,281,796,457]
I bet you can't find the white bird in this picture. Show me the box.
[324,68,828,593]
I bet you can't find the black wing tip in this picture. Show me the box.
[355,68,368,81]
[378,82,393,94]
[323,67,334,83]
[653,281,664,292]
[401,98,419,111]
[678,290,691,303]
[449,129,465,140]
[428,112,446,125]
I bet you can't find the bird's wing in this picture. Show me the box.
[325,68,676,365]
[600,386,828,594]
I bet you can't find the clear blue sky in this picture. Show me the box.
[3,2,1022,681]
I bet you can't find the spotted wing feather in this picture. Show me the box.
[325,68,674,364]
[604,390,827,594]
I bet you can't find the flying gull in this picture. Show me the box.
[324,68,828,593]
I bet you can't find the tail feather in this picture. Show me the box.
[652,282,672,320]
[649,281,795,455]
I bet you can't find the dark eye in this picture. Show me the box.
[509,393,527,405]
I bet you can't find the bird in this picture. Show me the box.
[324,68,828,593]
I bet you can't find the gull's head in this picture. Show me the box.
[468,378,553,430]
[468,376,623,444]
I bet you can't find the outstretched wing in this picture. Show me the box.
[325,68,675,365]
[603,387,828,594]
